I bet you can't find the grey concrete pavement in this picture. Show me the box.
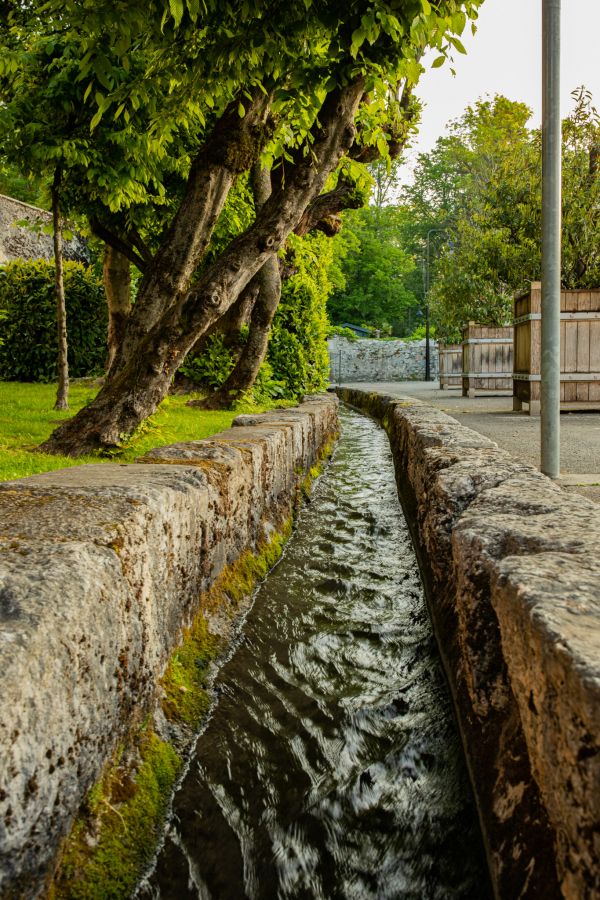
[340,381,600,504]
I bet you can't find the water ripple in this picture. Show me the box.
[139,407,489,900]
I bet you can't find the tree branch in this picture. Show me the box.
[126,225,153,264]
[110,89,273,374]
[294,177,363,237]
[89,217,147,272]
[174,78,365,343]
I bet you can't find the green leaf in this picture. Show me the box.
[421,0,432,15]
[449,36,467,54]
[237,102,245,117]
[169,0,184,27]
[432,55,445,68]
[90,108,103,131]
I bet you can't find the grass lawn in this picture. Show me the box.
[0,381,262,482]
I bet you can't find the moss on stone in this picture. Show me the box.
[48,517,297,900]
[160,615,216,728]
[49,731,182,900]
[159,521,293,731]
[299,432,337,500]
[47,426,339,900]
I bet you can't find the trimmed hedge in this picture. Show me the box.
[0,259,107,382]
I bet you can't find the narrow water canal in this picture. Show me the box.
[140,408,489,899]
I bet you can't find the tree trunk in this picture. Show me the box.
[188,278,258,359]
[196,164,281,409]
[39,79,364,457]
[51,170,69,411]
[103,245,132,374]
[108,92,272,375]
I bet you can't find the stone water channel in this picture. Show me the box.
[139,407,490,899]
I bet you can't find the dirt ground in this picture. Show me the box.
[341,381,600,505]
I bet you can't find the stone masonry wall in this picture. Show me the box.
[328,335,439,383]
[0,194,88,265]
[339,387,600,900]
[0,396,338,899]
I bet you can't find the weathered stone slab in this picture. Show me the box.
[339,386,600,900]
[0,395,338,898]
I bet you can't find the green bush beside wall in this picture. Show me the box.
[0,259,107,382]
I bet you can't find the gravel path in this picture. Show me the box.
[340,381,600,505]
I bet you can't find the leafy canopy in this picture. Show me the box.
[0,0,483,223]
[401,90,600,340]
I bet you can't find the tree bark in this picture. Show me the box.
[108,92,272,375]
[188,278,258,360]
[51,169,69,411]
[194,164,281,409]
[39,79,364,456]
[103,245,132,374]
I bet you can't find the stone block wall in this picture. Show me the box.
[328,335,439,383]
[0,396,338,898]
[339,387,600,900]
[0,194,88,264]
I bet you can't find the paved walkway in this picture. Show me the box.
[340,381,600,504]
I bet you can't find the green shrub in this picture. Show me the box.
[326,325,359,342]
[179,333,236,388]
[267,232,332,398]
[0,259,108,382]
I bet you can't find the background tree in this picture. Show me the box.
[328,201,418,334]
[402,90,600,340]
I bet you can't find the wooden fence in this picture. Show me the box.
[461,323,513,397]
[439,343,462,389]
[513,282,600,415]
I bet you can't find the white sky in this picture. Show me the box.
[401,0,600,177]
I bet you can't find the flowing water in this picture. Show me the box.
[139,407,490,900]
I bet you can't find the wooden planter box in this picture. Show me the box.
[439,343,462,389]
[461,323,513,397]
[513,282,600,415]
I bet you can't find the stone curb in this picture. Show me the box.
[338,387,600,900]
[0,395,338,898]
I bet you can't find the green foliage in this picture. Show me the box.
[268,232,333,398]
[327,325,359,342]
[0,0,483,249]
[0,260,107,381]
[328,202,418,334]
[179,333,236,388]
[0,159,47,207]
[405,323,435,341]
[403,90,600,340]
[248,359,288,403]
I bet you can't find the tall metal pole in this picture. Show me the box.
[425,235,431,381]
[541,0,561,477]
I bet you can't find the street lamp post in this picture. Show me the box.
[541,0,561,478]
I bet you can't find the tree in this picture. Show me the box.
[328,202,418,333]
[1,0,482,454]
[51,168,69,409]
[402,90,600,340]
[561,87,600,287]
